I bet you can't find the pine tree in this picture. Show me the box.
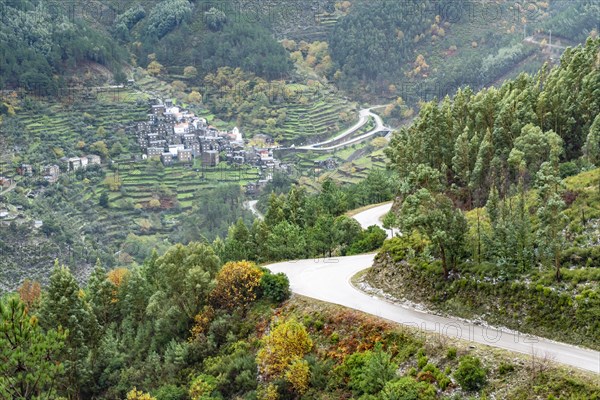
[535,163,568,281]
[0,297,66,399]
[87,259,116,327]
[40,261,97,399]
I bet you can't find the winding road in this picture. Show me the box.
[283,106,393,152]
[267,202,600,374]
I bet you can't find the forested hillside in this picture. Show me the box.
[366,38,600,349]
[0,0,127,93]
[386,37,600,207]
[330,0,599,100]
[3,243,600,399]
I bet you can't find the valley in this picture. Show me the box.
[0,0,599,398]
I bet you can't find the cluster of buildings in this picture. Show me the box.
[135,100,289,184]
[18,154,101,184]
[136,99,244,167]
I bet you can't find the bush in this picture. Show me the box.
[379,377,436,400]
[210,261,263,309]
[560,161,579,178]
[498,362,515,375]
[446,347,457,359]
[344,344,398,395]
[154,385,186,400]
[454,356,487,392]
[347,225,387,255]
[259,270,291,303]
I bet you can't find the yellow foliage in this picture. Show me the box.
[189,375,217,400]
[257,383,279,400]
[285,358,310,394]
[148,198,161,209]
[190,305,215,339]
[183,65,198,78]
[383,104,395,117]
[210,261,263,309]
[107,268,129,303]
[172,80,187,92]
[107,268,129,288]
[257,318,312,378]
[371,137,388,149]
[188,90,202,104]
[126,387,156,400]
[104,175,122,192]
[147,60,164,76]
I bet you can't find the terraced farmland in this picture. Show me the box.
[12,89,149,163]
[280,94,356,145]
[115,162,261,211]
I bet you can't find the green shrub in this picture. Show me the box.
[498,362,515,375]
[259,271,291,303]
[446,347,457,359]
[347,225,387,255]
[330,332,340,343]
[344,344,398,395]
[454,356,487,392]
[154,384,186,400]
[379,377,437,400]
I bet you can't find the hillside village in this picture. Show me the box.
[135,99,288,189]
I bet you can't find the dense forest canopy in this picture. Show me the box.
[112,0,293,80]
[329,0,599,98]
[0,0,127,93]
[329,0,445,82]
[386,37,600,207]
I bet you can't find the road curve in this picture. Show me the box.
[267,204,600,374]
[352,202,393,238]
[295,106,392,152]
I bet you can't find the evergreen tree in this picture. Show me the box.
[535,163,568,281]
[87,259,116,327]
[399,189,467,279]
[584,114,600,165]
[0,296,66,399]
[40,261,97,399]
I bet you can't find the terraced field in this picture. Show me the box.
[115,162,261,210]
[281,138,388,188]
[12,89,149,162]
[280,94,356,145]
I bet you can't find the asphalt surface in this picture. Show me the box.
[297,106,391,151]
[267,202,600,373]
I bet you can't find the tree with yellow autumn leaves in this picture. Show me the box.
[209,261,263,310]
[257,318,313,397]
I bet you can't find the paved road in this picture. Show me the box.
[524,36,567,50]
[352,202,393,238]
[293,106,392,152]
[267,203,600,374]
